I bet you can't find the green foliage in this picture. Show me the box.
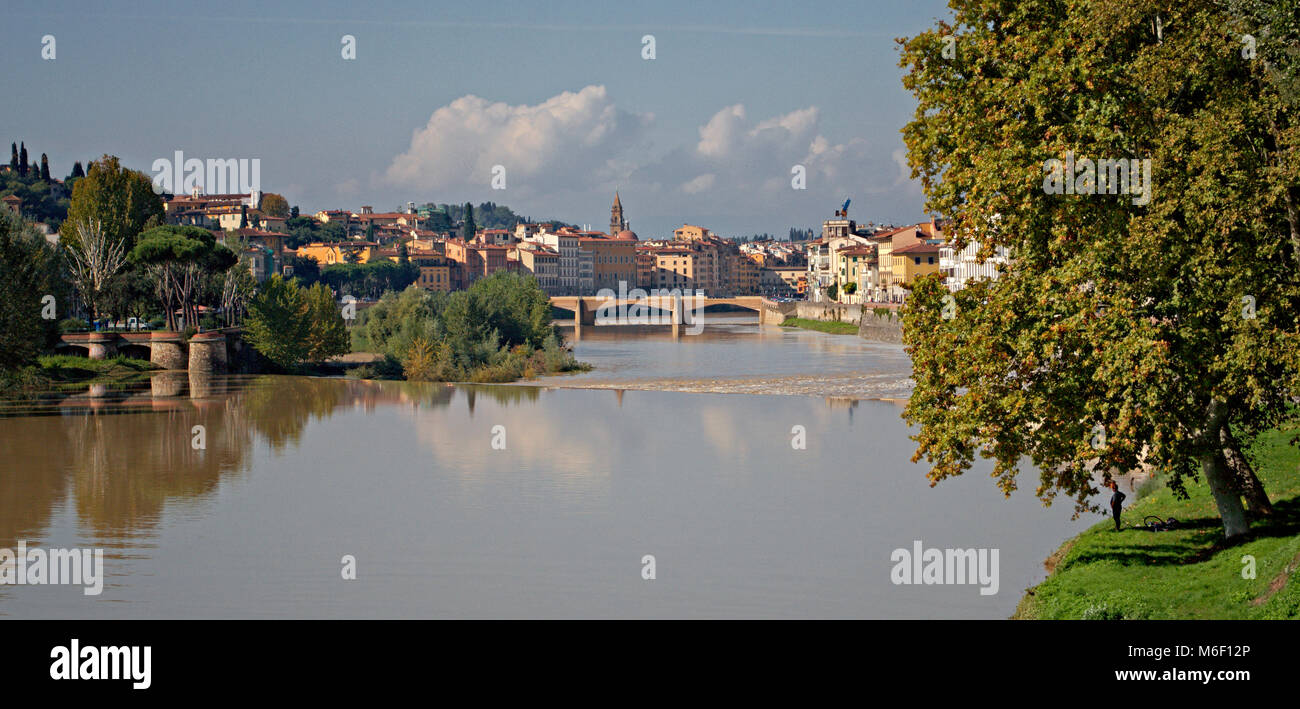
[57,318,88,334]
[897,0,1300,535]
[353,273,583,382]
[130,225,237,331]
[0,162,68,227]
[1017,426,1300,619]
[244,275,311,369]
[780,317,859,335]
[285,254,321,286]
[259,192,290,219]
[285,215,345,249]
[62,155,163,253]
[460,202,476,240]
[321,259,417,299]
[0,211,61,370]
[304,282,350,361]
[244,277,349,368]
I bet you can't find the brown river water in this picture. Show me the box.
[0,316,1099,618]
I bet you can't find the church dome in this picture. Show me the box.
[615,229,638,240]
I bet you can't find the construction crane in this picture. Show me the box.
[835,198,851,218]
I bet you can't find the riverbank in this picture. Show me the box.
[1014,426,1300,619]
[0,354,158,392]
[779,317,859,335]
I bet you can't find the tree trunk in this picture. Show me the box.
[1202,401,1251,539]
[1221,426,1273,518]
[1266,118,1300,272]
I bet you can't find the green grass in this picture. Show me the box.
[2,355,159,393]
[1015,427,1300,619]
[779,317,859,335]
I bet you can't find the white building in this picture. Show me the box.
[938,240,1011,291]
[524,229,581,294]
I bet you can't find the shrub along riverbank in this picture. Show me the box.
[0,354,157,392]
[347,272,589,383]
[1014,426,1300,620]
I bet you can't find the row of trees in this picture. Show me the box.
[319,257,419,299]
[898,0,1300,539]
[8,141,50,180]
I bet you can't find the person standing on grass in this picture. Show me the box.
[1109,481,1126,531]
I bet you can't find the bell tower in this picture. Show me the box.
[609,191,626,236]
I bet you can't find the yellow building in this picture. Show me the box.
[891,242,941,286]
[650,247,701,290]
[296,242,378,266]
[417,264,451,292]
[673,224,711,242]
[580,236,638,291]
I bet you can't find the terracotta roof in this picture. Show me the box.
[837,246,875,256]
[893,242,940,254]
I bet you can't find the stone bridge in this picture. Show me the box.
[550,295,782,338]
[55,329,245,373]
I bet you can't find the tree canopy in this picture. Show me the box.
[898,0,1300,538]
[63,155,164,253]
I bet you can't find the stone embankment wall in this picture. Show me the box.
[778,301,904,343]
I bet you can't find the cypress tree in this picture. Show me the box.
[17,143,27,176]
[461,203,475,240]
[39,153,50,181]
[9,143,17,171]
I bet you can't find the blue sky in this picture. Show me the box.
[4,0,954,237]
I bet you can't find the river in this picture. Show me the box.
[0,315,1097,618]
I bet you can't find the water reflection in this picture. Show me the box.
[0,375,555,554]
[0,372,1092,619]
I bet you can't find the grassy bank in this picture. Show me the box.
[1014,426,1300,619]
[0,355,158,392]
[779,317,859,335]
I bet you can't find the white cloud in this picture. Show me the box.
[380,85,651,195]
[370,87,923,233]
[681,173,716,194]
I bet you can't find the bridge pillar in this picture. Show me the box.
[188,331,227,374]
[150,331,187,370]
[151,370,186,399]
[85,332,117,360]
[574,298,584,340]
[671,292,682,338]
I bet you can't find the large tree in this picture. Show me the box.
[304,283,350,361]
[243,275,311,369]
[460,202,475,240]
[62,155,164,254]
[0,211,61,371]
[898,0,1300,539]
[65,219,128,324]
[129,225,236,331]
[259,192,290,219]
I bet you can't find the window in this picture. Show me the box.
[914,257,921,265]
